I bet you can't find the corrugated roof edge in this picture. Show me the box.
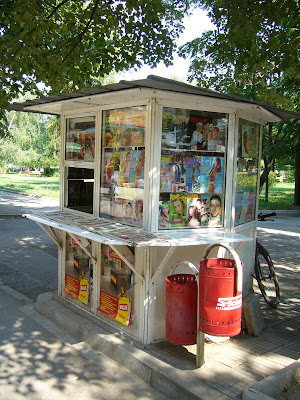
[3,75,300,121]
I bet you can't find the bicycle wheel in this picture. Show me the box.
[254,243,280,308]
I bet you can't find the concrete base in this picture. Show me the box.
[34,292,221,400]
[243,360,300,400]
[242,292,265,336]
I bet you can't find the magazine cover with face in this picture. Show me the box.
[200,156,224,194]
[186,194,201,227]
[186,156,201,193]
[207,194,223,227]
[169,193,187,228]
[158,195,170,228]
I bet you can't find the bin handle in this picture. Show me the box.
[203,243,243,293]
[169,260,199,277]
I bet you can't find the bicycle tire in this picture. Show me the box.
[254,243,280,308]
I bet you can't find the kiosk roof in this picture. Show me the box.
[5,75,300,121]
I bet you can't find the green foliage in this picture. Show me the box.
[180,1,299,202]
[0,0,189,108]
[268,171,277,187]
[181,0,299,104]
[0,105,60,169]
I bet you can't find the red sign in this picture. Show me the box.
[64,274,80,299]
[98,291,119,319]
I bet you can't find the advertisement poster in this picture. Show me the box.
[98,291,132,326]
[78,277,89,305]
[64,274,80,299]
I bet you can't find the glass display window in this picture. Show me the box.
[66,116,95,161]
[98,244,134,327]
[234,119,260,226]
[65,167,94,214]
[100,106,146,226]
[159,107,228,229]
[64,234,92,307]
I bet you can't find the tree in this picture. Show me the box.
[0,0,188,108]
[180,0,300,204]
[180,1,299,95]
[0,108,60,170]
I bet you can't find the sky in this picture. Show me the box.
[120,8,215,83]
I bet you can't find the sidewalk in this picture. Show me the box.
[0,190,299,399]
[0,283,168,400]
[34,286,299,400]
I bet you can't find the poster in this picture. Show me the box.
[64,274,80,299]
[98,291,132,326]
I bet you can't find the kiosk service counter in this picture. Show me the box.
[11,76,293,348]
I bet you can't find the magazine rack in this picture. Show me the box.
[12,76,289,349]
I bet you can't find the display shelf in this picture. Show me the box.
[24,210,252,248]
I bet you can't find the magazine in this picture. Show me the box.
[119,151,131,185]
[169,193,187,228]
[207,124,226,152]
[158,195,170,228]
[103,150,120,186]
[130,127,144,146]
[200,194,210,226]
[132,199,143,225]
[186,194,201,227]
[200,156,224,194]
[161,131,176,148]
[160,153,173,192]
[242,125,259,158]
[207,194,223,227]
[186,156,201,193]
[129,150,145,188]
[122,199,134,224]
[171,154,186,192]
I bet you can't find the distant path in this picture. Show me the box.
[0,189,59,216]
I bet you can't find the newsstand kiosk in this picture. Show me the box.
[7,75,297,367]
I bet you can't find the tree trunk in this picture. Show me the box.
[263,156,269,202]
[294,150,300,206]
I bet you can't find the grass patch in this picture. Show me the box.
[0,173,60,198]
[259,182,297,210]
[0,174,297,210]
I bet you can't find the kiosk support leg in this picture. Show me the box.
[196,330,205,368]
[36,222,62,249]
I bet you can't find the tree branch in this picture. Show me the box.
[46,0,71,19]
[61,0,100,64]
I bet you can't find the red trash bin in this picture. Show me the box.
[199,244,243,337]
[165,261,198,345]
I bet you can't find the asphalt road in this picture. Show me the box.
[0,190,59,300]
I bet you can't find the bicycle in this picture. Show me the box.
[253,212,280,308]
